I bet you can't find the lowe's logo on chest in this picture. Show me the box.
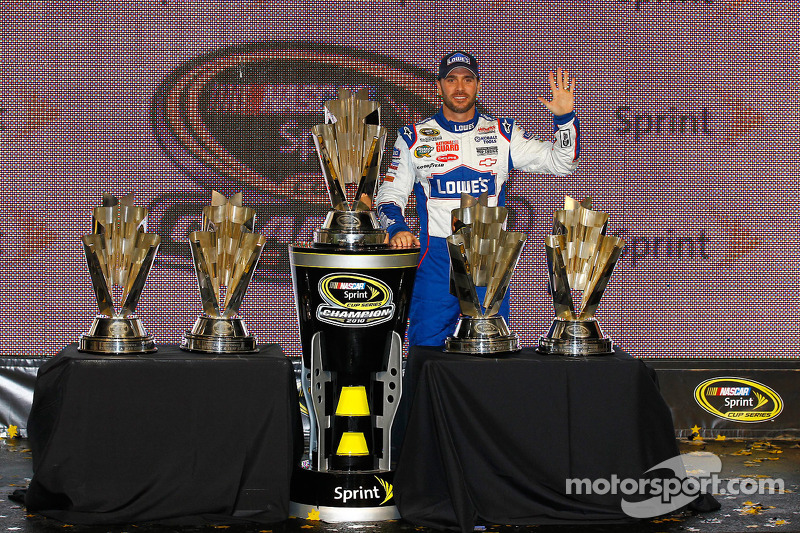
[429,167,496,199]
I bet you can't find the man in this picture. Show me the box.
[375,51,580,347]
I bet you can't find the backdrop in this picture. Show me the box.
[1,0,797,358]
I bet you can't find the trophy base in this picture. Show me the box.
[445,316,520,355]
[289,467,400,522]
[79,317,157,354]
[537,318,613,356]
[314,211,387,248]
[180,316,257,354]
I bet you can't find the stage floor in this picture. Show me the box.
[2,437,799,533]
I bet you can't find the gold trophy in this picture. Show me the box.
[538,197,625,355]
[445,193,526,354]
[311,88,387,247]
[181,191,267,353]
[80,193,161,354]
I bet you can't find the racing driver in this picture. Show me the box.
[375,51,580,347]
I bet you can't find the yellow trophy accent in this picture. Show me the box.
[375,476,394,505]
[336,432,369,456]
[335,386,371,416]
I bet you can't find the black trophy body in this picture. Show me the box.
[289,245,418,521]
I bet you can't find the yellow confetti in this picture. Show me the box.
[691,425,702,434]
[306,508,321,521]
[5,425,19,439]
[715,435,727,441]
[768,449,783,454]
[300,526,314,529]
[738,502,775,516]
[732,449,753,456]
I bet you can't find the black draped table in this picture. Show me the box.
[394,346,683,531]
[25,344,302,525]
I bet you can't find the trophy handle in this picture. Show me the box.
[120,233,161,317]
[578,236,624,320]
[81,235,116,317]
[312,126,350,211]
[221,233,267,318]
[545,235,576,320]
[483,232,526,316]
[353,127,386,211]
[374,331,402,471]
[447,235,482,317]
[188,232,222,317]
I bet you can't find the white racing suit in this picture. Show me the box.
[376,108,580,346]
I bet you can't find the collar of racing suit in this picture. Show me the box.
[433,107,480,134]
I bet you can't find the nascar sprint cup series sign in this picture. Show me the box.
[694,377,784,423]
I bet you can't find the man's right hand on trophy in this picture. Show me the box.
[388,230,420,248]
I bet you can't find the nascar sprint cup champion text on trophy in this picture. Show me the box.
[289,89,419,522]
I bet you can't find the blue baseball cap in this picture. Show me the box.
[438,51,479,79]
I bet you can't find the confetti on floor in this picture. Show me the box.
[736,502,777,515]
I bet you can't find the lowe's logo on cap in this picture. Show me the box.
[438,51,479,79]
[448,53,470,65]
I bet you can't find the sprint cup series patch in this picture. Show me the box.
[694,377,784,423]
[317,273,396,327]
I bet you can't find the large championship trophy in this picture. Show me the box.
[445,193,526,354]
[537,197,625,355]
[289,89,418,522]
[79,193,161,354]
[181,191,267,353]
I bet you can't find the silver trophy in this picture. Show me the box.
[80,193,161,354]
[181,191,267,353]
[312,88,388,247]
[445,193,526,354]
[538,197,625,355]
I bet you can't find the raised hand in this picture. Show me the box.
[537,68,576,116]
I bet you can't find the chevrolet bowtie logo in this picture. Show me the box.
[479,157,497,167]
